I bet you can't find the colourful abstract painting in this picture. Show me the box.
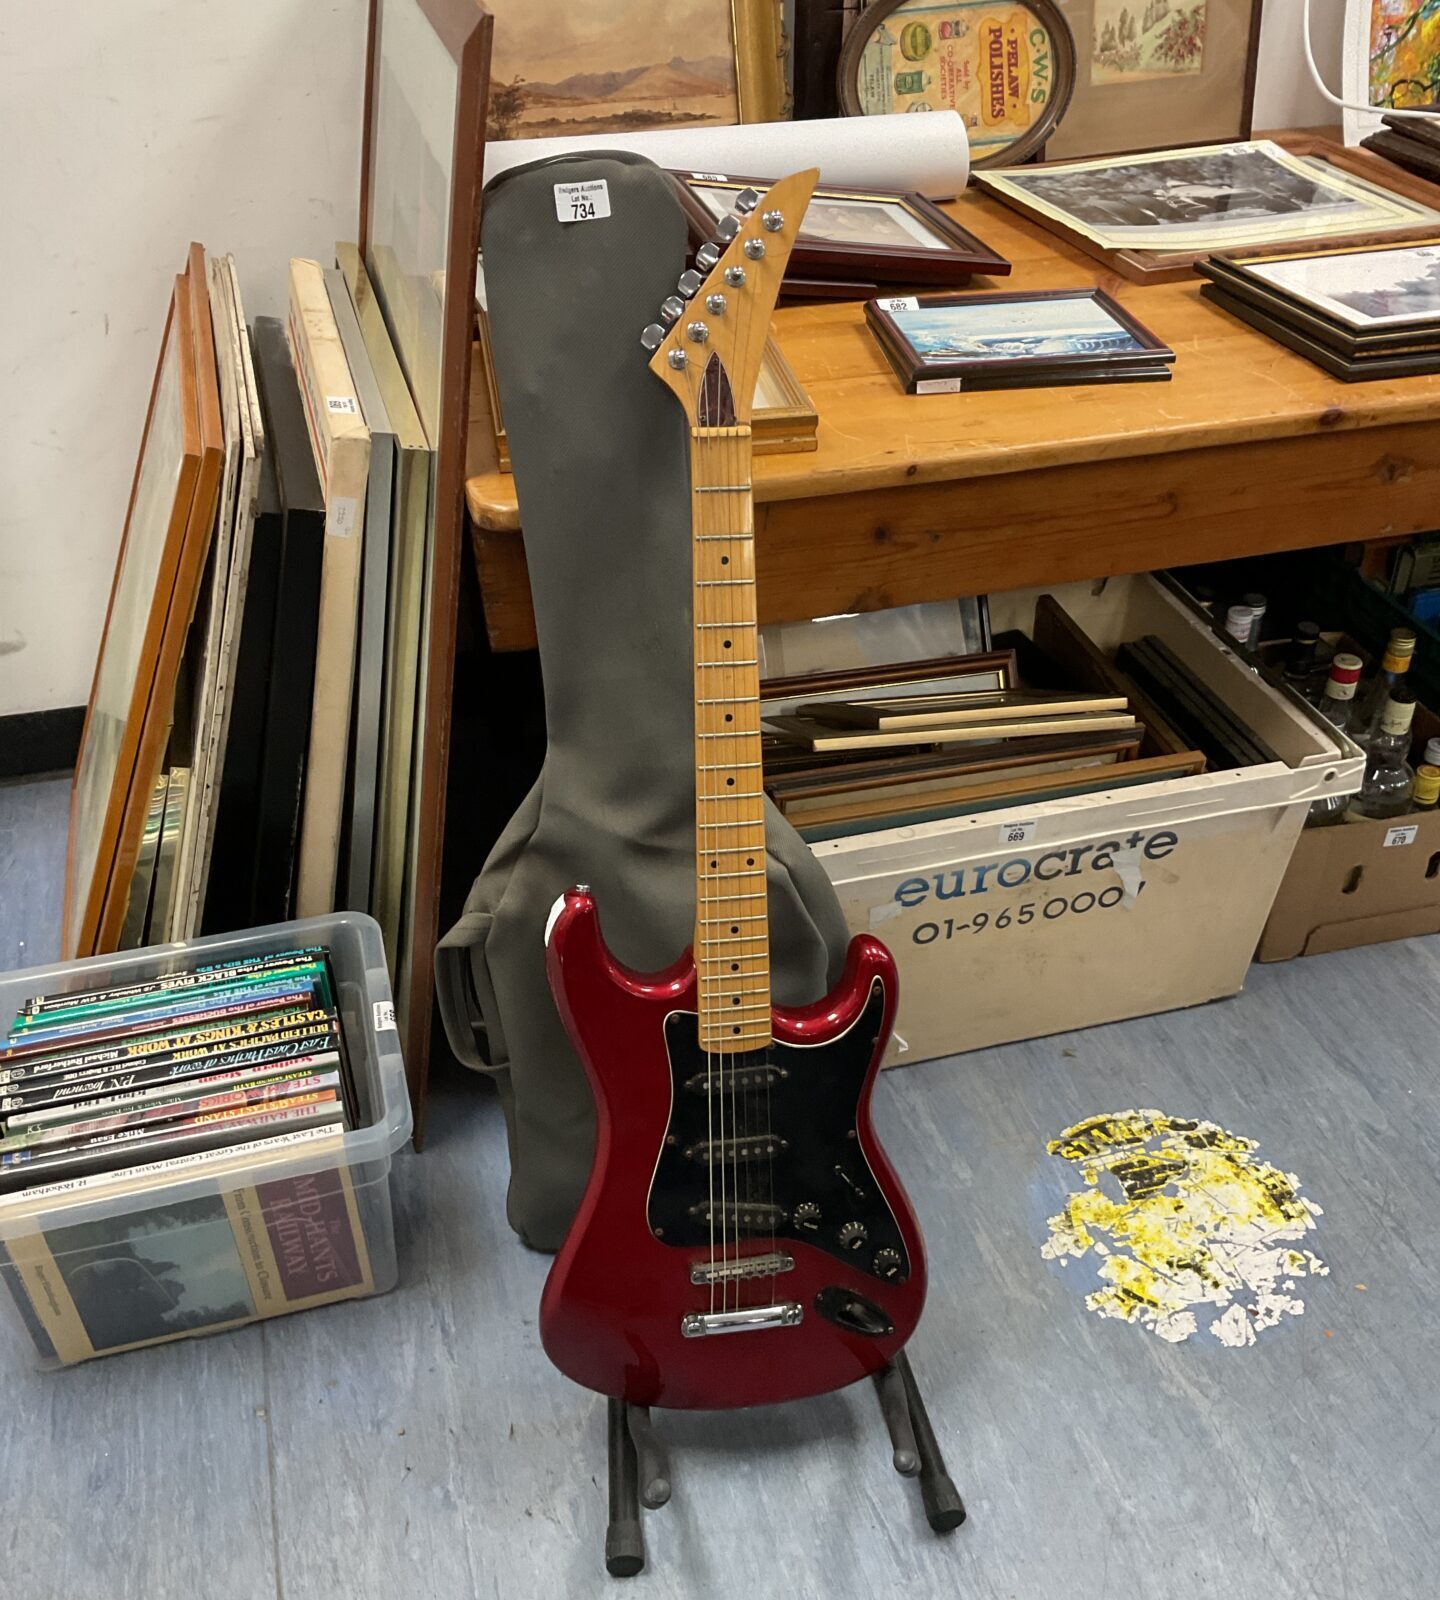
[1369,0,1440,108]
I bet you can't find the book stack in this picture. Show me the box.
[1198,238,1440,381]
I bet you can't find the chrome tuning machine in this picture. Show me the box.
[677,268,704,299]
[695,242,722,271]
[713,216,741,244]
[640,323,666,352]
[659,294,686,325]
[733,187,762,215]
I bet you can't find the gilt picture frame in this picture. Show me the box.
[481,0,786,140]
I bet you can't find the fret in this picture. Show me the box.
[697,759,763,770]
[697,732,761,741]
[695,578,752,587]
[697,869,765,880]
[697,659,759,669]
[697,891,768,905]
[693,820,764,831]
[693,484,752,494]
[699,913,768,924]
[699,954,770,963]
[694,533,752,542]
[702,936,771,946]
[695,621,756,630]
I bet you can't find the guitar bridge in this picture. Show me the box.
[681,1303,803,1338]
[690,1251,794,1285]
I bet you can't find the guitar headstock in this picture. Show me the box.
[642,169,817,428]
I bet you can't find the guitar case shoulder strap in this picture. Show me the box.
[436,151,852,1252]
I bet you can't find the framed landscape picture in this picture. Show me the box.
[1045,0,1263,159]
[482,0,786,139]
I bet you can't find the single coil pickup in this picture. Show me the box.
[683,1065,787,1095]
[685,1134,788,1165]
[687,1200,787,1233]
[691,1251,795,1285]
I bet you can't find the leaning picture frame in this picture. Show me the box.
[670,171,1012,290]
[360,0,492,1131]
[481,0,786,139]
[1044,0,1264,161]
[64,259,223,960]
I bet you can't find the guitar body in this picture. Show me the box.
[540,889,926,1410]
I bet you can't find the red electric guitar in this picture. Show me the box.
[539,171,926,1411]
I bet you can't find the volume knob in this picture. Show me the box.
[838,1221,868,1252]
[794,1201,822,1231]
[873,1248,904,1282]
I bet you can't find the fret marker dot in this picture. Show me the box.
[731,925,739,934]
[726,777,735,786]
[721,555,729,565]
[710,859,718,869]
[732,996,741,1005]
[732,1026,741,1035]
[723,640,732,649]
[725,713,733,722]
[746,857,755,865]
[731,963,739,972]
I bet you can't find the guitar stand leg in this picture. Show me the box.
[872,1362,920,1476]
[626,1404,672,1509]
[892,1350,967,1535]
[605,1398,646,1577]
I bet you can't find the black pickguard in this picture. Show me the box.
[647,980,911,1284]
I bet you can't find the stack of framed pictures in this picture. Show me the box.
[63,246,224,960]
[865,289,1174,394]
[1197,238,1440,381]
[976,136,1440,284]
[670,171,1010,297]
[1362,113,1440,185]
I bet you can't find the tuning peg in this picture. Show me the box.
[743,238,766,261]
[723,265,746,287]
[714,216,740,243]
[705,293,727,315]
[762,209,785,233]
[734,187,761,214]
[640,323,666,352]
[696,242,721,270]
[677,269,703,298]
[660,294,686,325]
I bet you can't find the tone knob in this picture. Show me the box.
[794,1201,821,1231]
[838,1221,868,1252]
[873,1248,904,1282]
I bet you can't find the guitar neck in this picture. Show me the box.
[691,422,772,1051]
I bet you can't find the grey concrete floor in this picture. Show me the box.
[1,772,1435,1599]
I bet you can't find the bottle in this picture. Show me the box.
[1412,764,1440,813]
[1224,604,1256,647]
[1348,690,1418,821]
[1354,626,1417,743]
[1282,622,1322,699]
[1307,654,1365,826]
[1242,592,1267,647]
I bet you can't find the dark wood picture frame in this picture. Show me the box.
[359,0,492,1134]
[1044,0,1265,163]
[978,134,1440,285]
[835,0,1078,170]
[671,171,1011,291]
[865,287,1173,392]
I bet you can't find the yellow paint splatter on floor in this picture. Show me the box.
[1041,1110,1326,1346]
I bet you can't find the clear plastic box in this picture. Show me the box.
[0,913,411,1369]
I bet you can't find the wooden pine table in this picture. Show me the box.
[465,144,1440,652]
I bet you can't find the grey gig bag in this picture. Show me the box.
[436,152,851,1252]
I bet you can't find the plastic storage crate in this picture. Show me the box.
[0,914,411,1369]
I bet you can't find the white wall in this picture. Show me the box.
[0,0,367,719]
[0,0,1347,717]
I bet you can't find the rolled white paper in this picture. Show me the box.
[483,112,971,200]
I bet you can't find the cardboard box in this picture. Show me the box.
[1257,812,1440,959]
[810,576,1363,1065]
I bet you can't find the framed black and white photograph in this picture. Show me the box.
[671,171,1011,288]
[1239,240,1440,331]
[978,139,1440,254]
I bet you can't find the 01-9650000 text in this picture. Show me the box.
[911,882,1146,944]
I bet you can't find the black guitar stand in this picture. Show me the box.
[602,1349,966,1578]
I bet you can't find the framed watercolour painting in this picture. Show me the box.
[482,0,786,139]
[1344,0,1440,146]
[1045,0,1263,159]
[836,0,1077,168]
